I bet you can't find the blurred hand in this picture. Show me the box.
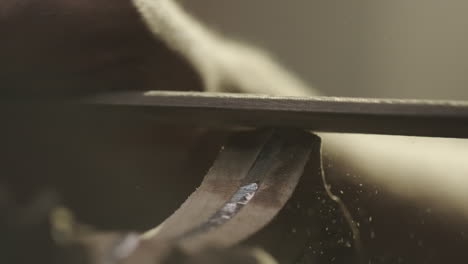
[0,0,202,99]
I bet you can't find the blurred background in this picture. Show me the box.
[180,0,468,100]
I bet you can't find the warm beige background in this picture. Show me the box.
[179,0,468,100]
